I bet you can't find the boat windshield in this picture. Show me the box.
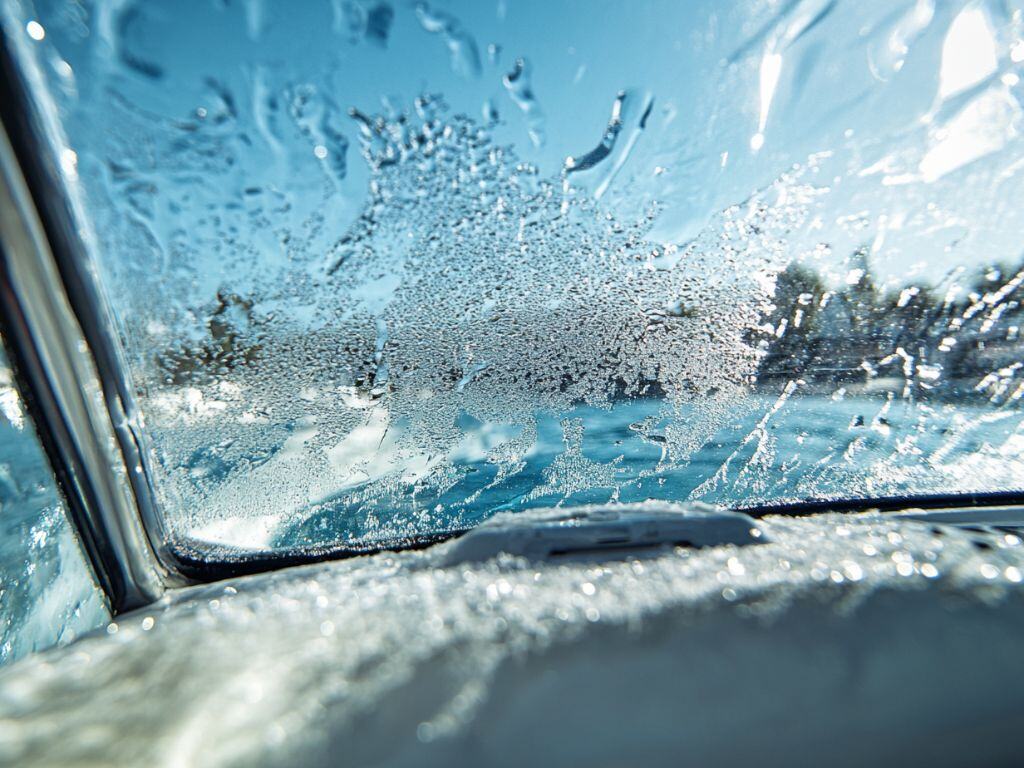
[7,0,1024,562]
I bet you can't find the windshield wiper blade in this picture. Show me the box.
[738,489,1024,518]
[892,506,1024,530]
[440,502,767,566]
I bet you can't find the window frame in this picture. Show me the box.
[0,29,168,611]
[5,17,1024,618]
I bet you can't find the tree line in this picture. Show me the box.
[755,248,1024,403]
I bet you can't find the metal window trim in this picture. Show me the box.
[0,32,173,611]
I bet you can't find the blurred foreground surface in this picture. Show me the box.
[2,509,1023,767]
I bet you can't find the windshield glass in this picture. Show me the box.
[9,0,1024,559]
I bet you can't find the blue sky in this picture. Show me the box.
[18,0,1024,292]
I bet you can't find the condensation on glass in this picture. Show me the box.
[10,0,1024,559]
[0,341,108,665]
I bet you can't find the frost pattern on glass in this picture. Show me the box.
[13,0,1024,555]
[140,99,817,552]
[0,344,109,666]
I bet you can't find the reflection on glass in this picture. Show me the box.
[0,342,108,665]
